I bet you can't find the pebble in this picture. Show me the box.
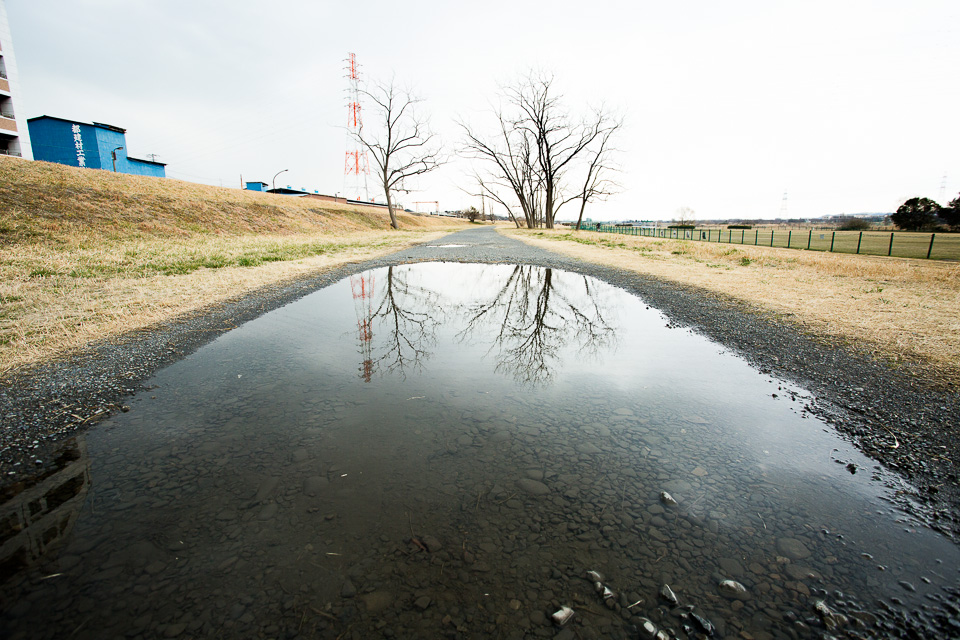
[340,580,357,598]
[551,606,575,627]
[718,580,750,601]
[776,537,811,561]
[360,591,394,612]
[421,535,443,553]
[636,617,659,640]
[659,584,678,605]
[516,478,550,495]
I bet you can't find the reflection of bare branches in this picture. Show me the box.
[459,266,617,385]
[368,266,442,378]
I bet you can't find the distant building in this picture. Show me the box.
[0,0,32,158]
[27,116,165,177]
[244,181,347,203]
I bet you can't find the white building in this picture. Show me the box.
[0,0,33,159]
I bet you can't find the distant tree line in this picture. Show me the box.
[892,194,960,232]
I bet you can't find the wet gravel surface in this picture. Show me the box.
[2,226,958,540]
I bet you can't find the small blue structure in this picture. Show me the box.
[244,181,269,192]
[27,116,165,177]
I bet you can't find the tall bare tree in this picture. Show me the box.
[574,117,622,231]
[355,78,443,229]
[457,265,617,385]
[460,73,618,229]
[674,207,696,225]
[368,266,442,378]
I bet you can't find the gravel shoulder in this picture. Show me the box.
[2,226,957,539]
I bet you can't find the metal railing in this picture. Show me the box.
[0,149,22,157]
[589,225,960,260]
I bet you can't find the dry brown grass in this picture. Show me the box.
[504,228,960,386]
[0,158,466,374]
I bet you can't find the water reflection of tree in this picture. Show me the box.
[459,266,617,385]
[368,266,442,378]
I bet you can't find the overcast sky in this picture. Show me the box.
[8,0,959,221]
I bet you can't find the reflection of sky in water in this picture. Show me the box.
[3,262,957,639]
[226,263,950,547]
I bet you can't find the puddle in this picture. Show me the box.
[2,263,958,639]
[426,243,467,248]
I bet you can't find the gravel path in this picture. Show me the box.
[2,227,957,537]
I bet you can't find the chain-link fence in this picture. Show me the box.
[588,226,960,260]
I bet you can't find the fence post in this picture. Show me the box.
[787,230,792,248]
[770,230,775,247]
[927,233,935,259]
[888,232,894,256]
[856,231,863,254]
[807,229,812,250]
[755,230,759,245]
[741,230,745,244]
[830,231,836,252]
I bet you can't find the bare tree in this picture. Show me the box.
[460,73,617,229]
[674,207,696,226]
[574,117,623,231]
[355,78,443,229]
[466,172,524,228]
[368,266,442,377]
[457,266,617,385]
[461,114,543,229]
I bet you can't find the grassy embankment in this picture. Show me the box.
[0,158,467,374]
[504,228,960,388]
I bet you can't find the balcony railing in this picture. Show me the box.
[0,149,22,157]
[0,111,14,119]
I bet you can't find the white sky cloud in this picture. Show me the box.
[7,0,959,220]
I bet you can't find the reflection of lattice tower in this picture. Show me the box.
[780,191,788,217]
[940,174,947,202]
[351,273,375,382]
[343,53,370,201]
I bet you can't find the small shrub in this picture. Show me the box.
[739,257,752,266]
[836,217,871,231]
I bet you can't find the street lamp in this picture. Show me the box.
[111,146,124,172]
[272,169,289,192]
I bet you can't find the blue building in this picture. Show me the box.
[27,116,165,177]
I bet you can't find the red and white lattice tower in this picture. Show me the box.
[344,53,370,201]
[350,273,375,382]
